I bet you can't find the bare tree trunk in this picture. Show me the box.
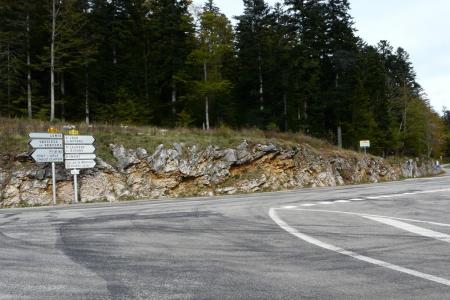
[85,69,90,125]
[112,45,117,65]
[258,53,264,111]
[112,0,117,65]
[203,60,209,131]
[26,12,32,119]
[337,125,342,148]
[171,79,176,117]
[60,71,65,122]
[144,46,149,102]
[50,0,56,122]
[283,92,287,131]
[304,100,308,120]
[7,43,11,117]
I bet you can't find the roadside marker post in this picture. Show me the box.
[29,131,63,205]
[70,169,80,203]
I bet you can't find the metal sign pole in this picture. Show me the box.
[51,162,57,205]
[73,170,79,204]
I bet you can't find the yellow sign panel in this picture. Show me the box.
[68,129,79,135]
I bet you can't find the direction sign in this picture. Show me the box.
[65,153,96,160]
[29,132,63,139]
[65,144,95,154]
[360,140,370,148]
[31,149,64,163]
[64,135,95,144]
[65,159,96,169]
[30,139,63,149]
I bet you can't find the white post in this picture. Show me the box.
[51,162,57,205]
[73,171,79,204]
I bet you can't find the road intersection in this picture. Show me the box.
[0,171,449,299]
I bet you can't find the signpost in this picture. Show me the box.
[29,132,63,205]
[65,159,96,169]
[31,149,64,163]
[30,139,63,148]
[65,154,96,160]
[360,140,370,154]
[29,130,97,205]
[29,133,63,139]
[64,134,96,204]
[65,144,95,154]
[64,135,95,144]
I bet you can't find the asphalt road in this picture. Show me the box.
[1,171,449,299]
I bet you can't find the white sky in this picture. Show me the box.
[193,0,450,114]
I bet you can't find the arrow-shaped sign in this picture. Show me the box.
[29,132,63,139]
[31,148,64,163]
[65,159,96,169]
[65,153,96,160]
[30,139,63,149]
[65,144,95,154]
[65,135,95,144]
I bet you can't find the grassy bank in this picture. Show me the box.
[0,117,338,164]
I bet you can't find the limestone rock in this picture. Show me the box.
[0,140,439,207]
[111,144,139,171]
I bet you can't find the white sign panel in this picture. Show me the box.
[31,149,64,163]
[65,135,95,144]
[65,159,96,169]
[65,154,96,160]
[65,144,95,154]
[360,140,370,148]
[29,132,63,139]
[30,139,63,149]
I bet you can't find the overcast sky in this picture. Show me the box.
[193,0,449,114]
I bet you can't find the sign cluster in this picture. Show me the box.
[29,133,64,163]
[64,135,96,169]
[29,132,96,204]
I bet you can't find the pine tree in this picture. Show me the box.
[236,0,272,127]
[147,0,195,126]
[190,0,233,130]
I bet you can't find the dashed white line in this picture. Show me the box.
[269,208,450,287]
[279,208,450,228]
[282,205,297,209]
[319,201,334,205]
[349,198,364,201]
[334,200,350,203]
[364,216,450,243]
[300,204,316,207]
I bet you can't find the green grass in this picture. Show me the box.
[0,117,340,165]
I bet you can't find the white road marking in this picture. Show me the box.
[300,204,316,207]
[364,216,450,243]
[319,201,334,205]
[334,200,350,203]
[364,188,450,200]
[282,206,297,209]
[269,208,450,287]
[281,208,450,227]
[349,198,364,201]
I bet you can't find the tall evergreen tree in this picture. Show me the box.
[190,0,233,130]
[147,0,195,126]
[236,0,272,126]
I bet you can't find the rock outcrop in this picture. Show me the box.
[0,141,439,207]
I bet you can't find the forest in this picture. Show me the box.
[0,0,448,158]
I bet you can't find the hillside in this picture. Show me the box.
[0,118,438,208]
